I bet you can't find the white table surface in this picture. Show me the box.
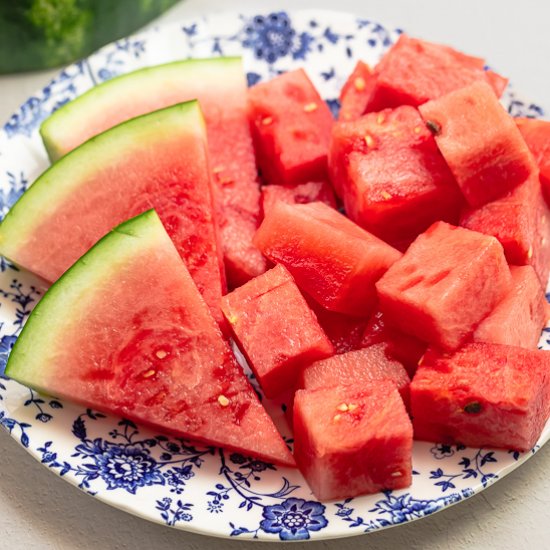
[1,1,549,548]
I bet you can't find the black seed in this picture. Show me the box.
[464,402,482,414]
[426,120,442,135]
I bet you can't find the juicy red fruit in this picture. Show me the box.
[338,61,376,121]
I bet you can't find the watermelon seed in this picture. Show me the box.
[218,394,230,407]
[212,166,224,174]
[381,191,392,201]
[143,369,156,378]
[464,402,482,414]
[364,134,375,147]
[527,246,533,259]
[425,120,441,135]
[414,126,422,134]
[155,350,168,359]
[354,77,366,92]
[333,414,342,422]
[262,116,273,126]
[304,102,318,113]
[376,113,385,125]
[391,471,403,477]
[348,403,358,412]
[336,403,349,412]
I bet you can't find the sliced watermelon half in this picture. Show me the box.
[0,101,226,328]
[5,210,294,467]
[40,57,265,288]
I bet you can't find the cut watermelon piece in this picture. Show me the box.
[485,69,509,97]
[304,296,370,354]
[254,201,402,316]
[361,307,426,378]
[338,61,375,121]
[473,266,548,348]
[293,382,413,500]
[0,101,227,328]
[40,57,265,288]
[221,264,334,398]
[5,210,294,467]
[376,221,512,351]
[366,34,504,112]
[261,180,337,218]
[516,117,550,206]
[329,105,462,245]
[411,343,550,451]
[298,345,410,409]
[460,172,550,285]
[248,69,334,186]
[419,80,535,208]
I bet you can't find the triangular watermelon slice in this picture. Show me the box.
[0,101,226,328]
[5,210,294,467]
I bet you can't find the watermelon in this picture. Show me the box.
[516,117,550,206]
[460,172,550,284]
[361,307,426,378]
[5,210,294,467]
[40,57,265,288]
[366,34,505,112]
[485,70,509,97]
[0,101,227,328]
[338,61,375,121]
[304,296,370,355]
[261,181,337,218]
[473,265,548,349]
[248,69,334,186]
[329,105,462,246]
[410,343,550,451]
[293,382,413,500]
[221,264,334,398]
[376,221,512,351]
[419,80,535,208]
[254,201,402,317]
[297,344,411,409]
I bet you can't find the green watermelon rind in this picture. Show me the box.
[40,57,243,161]
[0,99,204,266]
[5,209,163,391]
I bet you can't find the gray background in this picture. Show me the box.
[1,1,549,548]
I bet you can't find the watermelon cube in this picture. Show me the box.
[516,117,550,206]
[338,60,375,121]
[460,172,550,284]
[361,307,426,378]
[304,295,370,354]
[221,264,334,398]
[419,81,535,208]
[411,343,550,451]
[376,221,512,350]
[329,105,462,246]
[293,382,413,500]
[253,201,402,317]
[366,34,504,112]
[261,180,336,218]
[248,69,334,186]
[473,265,548,349]
[298,344,411,409]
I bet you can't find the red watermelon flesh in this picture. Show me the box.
[329,105,463,246]
[516,117,550,206]
[297,344,411,409]
[338,61,376,121]
[485,69,509,97]
[304,295,370,354]
[261,180,337,218]
[410,343,550,451]
[419,80,535,208]
[460,172,550,285]
[253,201,402,316]
[473,265,548,349]
[376,221,512,351]
[366,34,503,112]
[361,307,426,378]
[221,264,334,398]
[0,102,227,330]
[5,210,294,467]
[248,69,334,186]
[293,382,413,500]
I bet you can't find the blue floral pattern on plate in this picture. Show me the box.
[0,9,547,542]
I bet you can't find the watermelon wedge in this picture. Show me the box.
[338,61,375,121]
[0,101,226,328]
[40,57,265,287]
[5,210,294,467]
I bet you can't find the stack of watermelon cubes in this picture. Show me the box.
[1,32,550,503]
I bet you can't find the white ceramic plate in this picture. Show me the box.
[0,8,548,542]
